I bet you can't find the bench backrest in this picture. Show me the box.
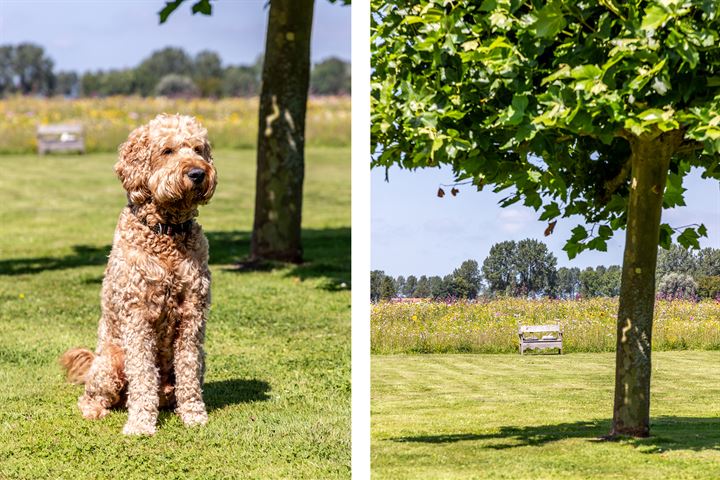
[519,324,561,334]
[37,123,84,136]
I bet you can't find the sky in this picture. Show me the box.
[0,0,350,72]
[371,165,720,278]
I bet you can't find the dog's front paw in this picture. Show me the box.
[178,404,208,427]
[122,420,157,436]
[78,395,109,420]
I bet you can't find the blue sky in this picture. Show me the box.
[0,0,350,71]
[372,165,720,277]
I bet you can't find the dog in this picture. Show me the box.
[61,114,217,435]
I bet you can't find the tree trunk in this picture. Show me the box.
[250,0,314,263]
[611,130,682,437]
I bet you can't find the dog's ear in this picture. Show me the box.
[115,124,152,204]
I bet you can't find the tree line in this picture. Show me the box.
[371,240,720,302]
[0,43,350,98]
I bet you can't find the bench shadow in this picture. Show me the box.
[392,416,720,453]
[203,378,271,412]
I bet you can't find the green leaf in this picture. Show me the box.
[641,5,670,31]
[658,224,673,249]
[677,227,701,249]
[539,202,561,221]
[533,2,567,39]
[542,65,571,85]
[598,225,613,238]
[404,15,425,25]
[570,225,588,242]
[192,0,212,15]
[587,236,608,251]
[571,65,602,80]
[159,0,184,24]
[563,241,581,260]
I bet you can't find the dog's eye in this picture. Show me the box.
[194,146,204,156]
[162,148,173,156]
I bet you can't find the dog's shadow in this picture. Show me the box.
[203,378,271,412]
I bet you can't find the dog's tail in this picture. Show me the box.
[60,348,95,384]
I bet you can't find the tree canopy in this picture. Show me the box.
[371,0,720,256]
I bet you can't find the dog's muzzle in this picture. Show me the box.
[187,168,206,185]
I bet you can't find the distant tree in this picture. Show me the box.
[556,267,581,298]
[657,273,698,300]
[482,241,518,294]
[404,275,418,297]
[54,71,78,97]
[310,57,350,95]
[380,275,397,300]
[80,71,101,97]
[515,239,557,296]
[428,276,444,299]
[222,65,260,97]
[697,275,720,299]
[696,248,720,277]
[135,47,194,96]
[194,50,223,97]
[0,46,15,95]
[99,69,136,96]
[451,259,482,299]
[370,270,385,302]
[12,43,55,95]
[657,244,698,279]
[414,275,431,298]
[395,276,406,297]
[603,266,622,297]
[155,74,199,98]
[580,267,603,298]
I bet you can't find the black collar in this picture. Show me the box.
[144,219,194,236]
[129,203,194,236]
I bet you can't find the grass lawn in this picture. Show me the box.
[372,352,720,479]
[0,148,350,479]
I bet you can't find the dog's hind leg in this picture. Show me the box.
[77,344,125,420]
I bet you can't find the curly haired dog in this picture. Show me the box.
[60,114,217,435]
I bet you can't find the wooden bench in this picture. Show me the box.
[37,123,85,154]
[518,324,563,355]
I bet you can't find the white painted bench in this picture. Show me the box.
[518,324,563,355]
[37,123,85,154]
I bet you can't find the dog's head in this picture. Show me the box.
[115,114,217,210]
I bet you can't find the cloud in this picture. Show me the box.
[496,208,536,235]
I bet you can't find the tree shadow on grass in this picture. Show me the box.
[0,228,350,290]
[203,378,271,412]
[207,228,350,290]
[392,416,720,453]
[0,244,110,276]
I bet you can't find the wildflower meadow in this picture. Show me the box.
[0,95,350,154]
[371,298,720,354]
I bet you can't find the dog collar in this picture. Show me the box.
[145,219,194,236]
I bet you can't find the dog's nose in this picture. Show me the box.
[187,168,205,184]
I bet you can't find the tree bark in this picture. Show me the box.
[611,130,683,437]
[251,0,315,263]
